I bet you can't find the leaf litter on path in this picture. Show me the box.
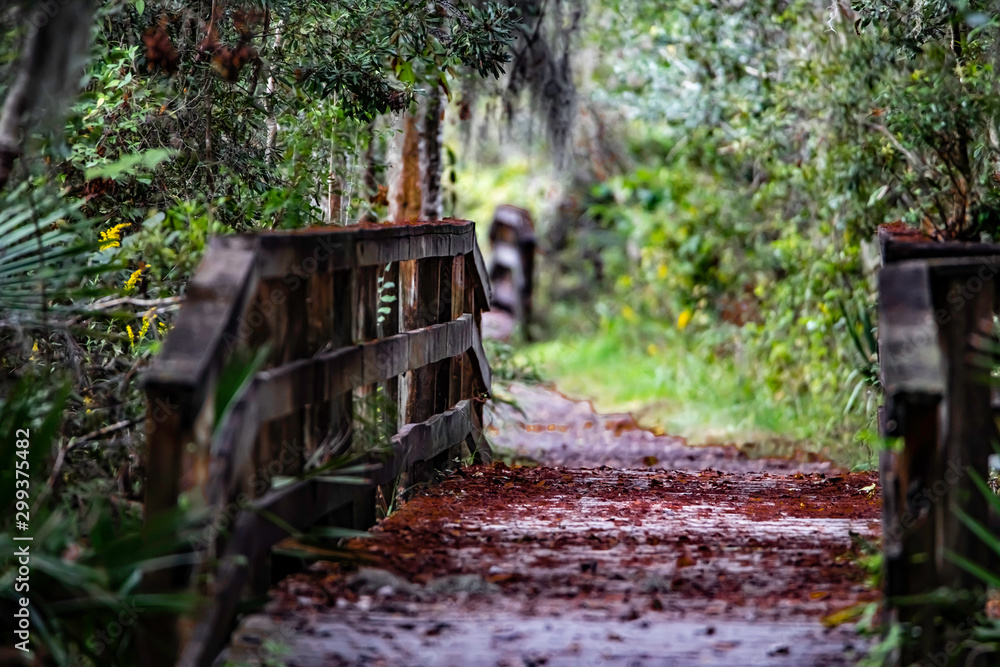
[224,383,880,666]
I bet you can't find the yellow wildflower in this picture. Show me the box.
[622,305,638,323]
[158,321,168,336]
[123,267,144,292]
[657,263,668,280]
[127,324,135,350]
[139,315,152,340]
[646,343,659,357]
[99,222,129,250]
[677,309,693,330]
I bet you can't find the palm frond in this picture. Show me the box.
[0,184,122,322]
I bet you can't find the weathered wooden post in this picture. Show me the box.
[487,205,536,338]
[878,228,1000,666]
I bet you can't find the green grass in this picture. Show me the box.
[522,316,875,470]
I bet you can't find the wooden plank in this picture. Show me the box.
[467,323,492,397]
[465,243,492,313]
[933,269,994,608]
[254,316,475,423]
[213,221,475,279]
[304,270,334,460]
[354,265,379,343]
[877,261,944,435]
[253,270,307,506]
[141,383,195,665]
[203,380,262,507]
[406,257,442,423]
[400,259,419,331]
[881,395,941,657]
[450,255,465,405]
[381,261,402,432]
[462,259,475,401]
[434,257,456,412]
[392,400,475,465]
[330,268,355,461]
[879,225,1000,265]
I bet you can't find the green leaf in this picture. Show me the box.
[397,60,416,84]
[214,347,269,434]
[84,149,176,181]
[867,185,888,207]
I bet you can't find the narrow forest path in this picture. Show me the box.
[222,383,881,666]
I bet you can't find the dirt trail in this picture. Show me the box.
[223,383,880,666]
[486,382,839,473]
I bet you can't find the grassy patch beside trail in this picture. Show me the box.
[523,317,875,471]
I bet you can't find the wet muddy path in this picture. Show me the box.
[223,383,881,666]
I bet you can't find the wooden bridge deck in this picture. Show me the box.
[221,386,881,667]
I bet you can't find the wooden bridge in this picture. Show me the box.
[142,220,494,666]
[140,220,998,666]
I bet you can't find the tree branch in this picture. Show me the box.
[0,0,96,190]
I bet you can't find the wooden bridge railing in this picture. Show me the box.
[141,220,493,667]
[487,204,536,336]
[877,227,1000,666]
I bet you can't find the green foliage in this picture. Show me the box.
[526,310,869,467]
[0,374,198,666]
[456,0,896,464]
[484,338,542,383]
[0,184,121,319]
[849,0,1000,238]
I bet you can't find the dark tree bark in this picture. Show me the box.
[0,0,97,190]
[421,88,446,220]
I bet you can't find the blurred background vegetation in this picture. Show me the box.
[5,0,1000,662]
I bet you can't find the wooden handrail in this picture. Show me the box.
[141,220,493,666]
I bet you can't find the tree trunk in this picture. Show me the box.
[0,0,96,190]
[358,121,380,224]
[421,88,446,220]
[362,121,378,198]
[390,107,423,222]
[264,20,284,165]
[327,145,342,225]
